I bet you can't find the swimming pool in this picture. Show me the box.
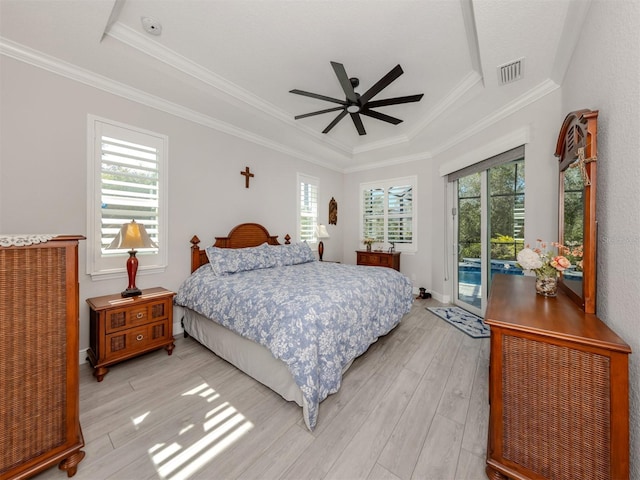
[458,260,523,286]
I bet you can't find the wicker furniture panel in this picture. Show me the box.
[86,288,175,382]
[0,236,85,478]
[485,275,631,480]
[502,335,610,479]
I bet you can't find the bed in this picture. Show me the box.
[175,223,414,430]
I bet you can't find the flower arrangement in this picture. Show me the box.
[516,239,572,277]
[564,241,584,271]
[362,237,377,251]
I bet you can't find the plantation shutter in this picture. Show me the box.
[100,135,160,252]
[361,176,417,252]
[362,187,385,241]
[299,176,318,242]
[387,185,413,244]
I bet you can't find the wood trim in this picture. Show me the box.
[555,109,598,314]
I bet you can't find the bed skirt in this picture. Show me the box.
[182,309,316,427]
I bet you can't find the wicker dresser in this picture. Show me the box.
[485,274,631,480]
[0,235,85,479]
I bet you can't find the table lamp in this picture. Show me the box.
[106,220,157,297]
[316,224,330,261]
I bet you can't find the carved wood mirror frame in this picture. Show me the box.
[554,109,598,313]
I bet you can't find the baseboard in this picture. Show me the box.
[79,348,89,365]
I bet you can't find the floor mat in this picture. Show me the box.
[426,306,490,338]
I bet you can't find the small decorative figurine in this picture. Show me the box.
[329,197,338,225]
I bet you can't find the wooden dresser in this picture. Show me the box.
[356,250,400,271]
[86,287,175,382]
[0,235,85,478]
[485,274,631,480]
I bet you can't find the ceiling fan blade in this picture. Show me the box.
[294,106,345,120]
[331,61,358,103]
[289,89,347,106]
[366,94,424,108]
[360,109,403,125]
[322,110,348,134]
[350,112,366,135]
[359,64,404,105]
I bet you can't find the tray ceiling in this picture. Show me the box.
[0,0,588,171]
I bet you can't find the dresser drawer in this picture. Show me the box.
[105,298,171,333]
[105,319,171,361]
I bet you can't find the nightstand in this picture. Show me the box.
[356,250,401,271]
[86,287,175,382]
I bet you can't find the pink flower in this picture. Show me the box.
[551,255,571,271]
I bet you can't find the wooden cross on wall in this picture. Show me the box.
[240,166,254,188]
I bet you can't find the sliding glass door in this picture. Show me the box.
[453,155,525,315]
[456,172,483,312]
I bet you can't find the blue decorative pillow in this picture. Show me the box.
[205,242,276,275]
[269,242,316,266]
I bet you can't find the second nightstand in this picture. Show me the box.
[356,250,401,271]
[86,287,175,382]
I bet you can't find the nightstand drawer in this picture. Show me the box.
[105,298,171,333]
[106,319,171,360]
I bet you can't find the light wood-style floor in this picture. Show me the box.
[35,298,490,480]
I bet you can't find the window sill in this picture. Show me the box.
[88,264,167,281]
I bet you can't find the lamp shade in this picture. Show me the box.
[316,224,330,239]
[107,220,157,250]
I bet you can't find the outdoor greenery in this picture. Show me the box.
[458,160,525,261]
[563,165,584,244]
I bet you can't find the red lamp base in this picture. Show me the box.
[122,250,142,298]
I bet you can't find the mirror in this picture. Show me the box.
[555,109,598,313]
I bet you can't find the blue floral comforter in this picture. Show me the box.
[175,261,413,429]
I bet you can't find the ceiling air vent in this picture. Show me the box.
[498,58,524,85]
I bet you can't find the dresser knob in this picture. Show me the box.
[136,334,144,341]
[137,312,144,319]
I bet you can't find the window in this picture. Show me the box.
[360,176,417,252]
[87,116,168,278]
[297,173,319,243]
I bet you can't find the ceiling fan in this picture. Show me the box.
[290,61,423,136]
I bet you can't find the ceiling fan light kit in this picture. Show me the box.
[290,61,423,136]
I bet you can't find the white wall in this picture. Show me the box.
[2,5,638,470]
[561,1,640,477]
[343,89,563,303]
[0,56,343,351]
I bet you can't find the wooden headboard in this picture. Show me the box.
[190,223,290,273]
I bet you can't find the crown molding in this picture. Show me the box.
[438,126,530,177]
[106,23,354,155]
[431,78,559,158]
[344,150,433,174]
[1,35,561,175]
[409,70,483,141]
[0,37,347,172]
